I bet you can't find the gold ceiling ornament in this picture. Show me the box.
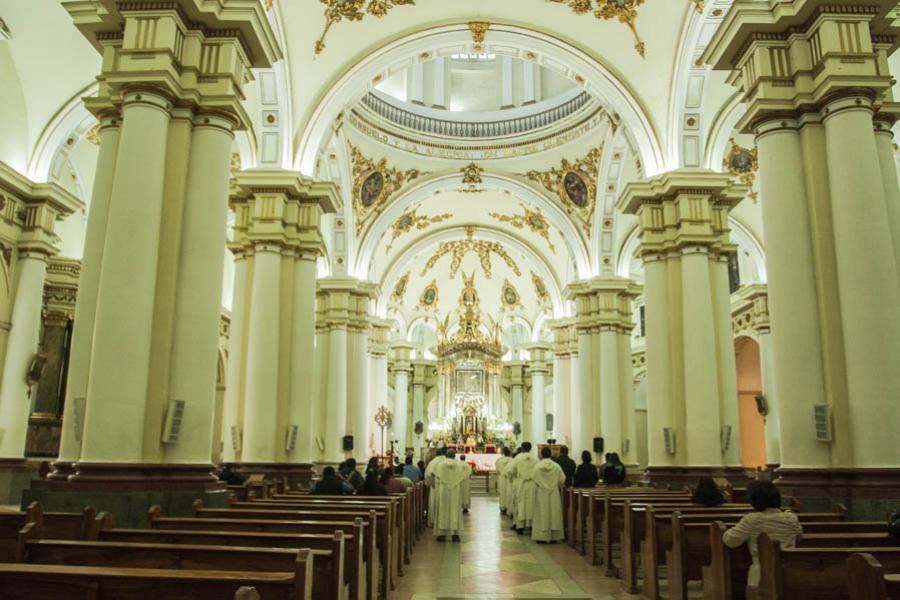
[489,204,557,254]
[691,0,704,13]
[436,272,503,358]
[523,145,602,236]
[385,205,452,253]
[391,271,410,305]
[468,21,490,46]
[460,162,484,193]
[263,0,274,10]
[500,279,523,311]
[723,138,759,203]
[350,143,423,234]
[85,123,102,146]
[421,226,522,280]
[418,279,440,312]
[547,0,646,58]
[531,270,551,306]
[314,0,415,57]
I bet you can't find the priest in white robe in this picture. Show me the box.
[495,447,512,515]
[433,450,469,541]
[425,449,448,527]
[531,446,565,542]
[458,455,473,513]
[507,441,538,533]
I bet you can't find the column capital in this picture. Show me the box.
[65,0,282,130]
[316,277,379,333]
[618,168,745,262]
[546,317,576,357]
[701,0,900,133]
[367,316,393,358]
[390,342,417,369]
[731,283,772,336]
[564,276,642,333]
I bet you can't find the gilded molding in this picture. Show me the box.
[723,138,759,203]
[468,21,490,46]
[418,279,440,312]
[547,0,646,58]
[531,270,551,306]
[460,162,484,193]
[489,204,556,254]
[500,278,523,311]
[421,226,521,280]
[385,205,452,252]
[315,0,415,57]
[391,271,409,304]
[350,142,423,235]
[523,146,602,236]
[692,0,704,13]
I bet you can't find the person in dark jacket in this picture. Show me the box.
[692,477,726,507]
[359,469,388,496]
[217,465,246,485]
[553,445,577,487]
[602,452,626,485]
[339,458,365,491]
[312,466,352,495]
[572,450,600,488]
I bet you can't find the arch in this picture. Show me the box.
[376,224,567,318]
[294,23,665,178]
[355,172,592,280]
[734,335,767,469]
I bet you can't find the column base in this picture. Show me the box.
[24,462,227,527]
[775,467,900,520]
[641,465,752,490]
[224,462,315,490]
[0,458,39,505]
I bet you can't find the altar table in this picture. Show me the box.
[461,453,501,472]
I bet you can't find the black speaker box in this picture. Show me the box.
[342,435,354,452]
[593,437,604,453]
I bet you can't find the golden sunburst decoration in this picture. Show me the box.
[468,21,490,46]
[723,138,759,203]
[548,0,646,58]
[385,206,452,253]
[460,162,484,193]
[523,146,602,236]
[315,0,415,57]
[350,143,423,235]
[489,204,556,254]
[421,226,521,280]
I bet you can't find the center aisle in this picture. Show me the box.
[395,494,642,599]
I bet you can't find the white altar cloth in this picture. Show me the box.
[461,453,501,472]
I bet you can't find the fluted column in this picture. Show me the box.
[642,257,674,468]
[165,112,236,464]
[56,113,120,465]
[0,253,49,458]
[221,252,248,463]
[823,95,900,466]
[81,90,172,462]
[412,362,426,456]
[549,320,572,446]
[325,327,348,462]
[574,331,593,455]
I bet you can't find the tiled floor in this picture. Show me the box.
[395,494,642,599]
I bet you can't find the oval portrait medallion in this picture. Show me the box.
[502,284,519,307]
[729,151,754,174]
[360,171,385,207]
[563,171,589,207]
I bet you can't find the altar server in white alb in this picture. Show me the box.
[458,455,473,513]
[507,441,538,533]
[531,446,565,542]
[425,449,449,527]
[432,450,470,541]
[495,446,512,515]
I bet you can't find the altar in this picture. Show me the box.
[460,452,501,473]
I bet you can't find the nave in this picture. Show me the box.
[397,494,636,600]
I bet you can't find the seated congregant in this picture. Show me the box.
[312,466,352,495]
[217,464,246,485]
[553,445,576,488]
[339,458,365,491]
[403,455,422,481]
[572,450,600,488]
[692,477,726,507]
[381,468,406,493]
[359,469,388,496]
[722,480,802,592]
[601,452,627,485]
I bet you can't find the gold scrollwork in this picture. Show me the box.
[350,143,423,235]
[723,138,759,203]
[489,204,556,254]
[460,162,484,193]
[418,279,440,311]
[692,0,704,13]
[421,226,521,280]
[523,146,602,236]
[391,271,409,304]
[531,270,551,306]
[386,205,452,253]
[500,279,523,311]
[315,0,415,57]
[548,0,646,58]
[468,21,490,46]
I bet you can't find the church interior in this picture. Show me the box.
[0,0,899,598]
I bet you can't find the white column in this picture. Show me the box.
[165,113,235,464]
[575,331,594,456]
[711,255,741,467]
[221,252,248,463]
[873,123,900,286]
[643,257,674,467]
[598,329,622,455]
[410,62,425,105]
[512,383,524,441]
[755,120,831,468]
[370,353,389,455]
[617,331,638,466]
[522,60,537,105]
[81,90,171,463]
[758,330,781,465]
[240,246,281,462]
[57,115,120,463]
[501,56,514,108]
[325,327,348,463]
[393,367,410,453]
[552,353,571,445]
[530,367,547,444]
[568,347,580,451]
[288,255,318,463]
[349,329,370,458]
[823,96,900,466]
[412,380,424,455]
[432,58,447,109]
[0,254,49,458]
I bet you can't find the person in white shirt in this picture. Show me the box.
[722,480,802,590]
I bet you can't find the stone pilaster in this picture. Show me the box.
[390,343,415,455]
[368,317,392,457]
[525,343,551,445]
[506,362,526,443]
[619,169,746,486]
[548,319,574,446]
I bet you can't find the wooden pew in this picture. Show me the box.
[148,507,380,600]
[756,533,900,600]
[847,552,900,600]
[17,522,344,599]
[0,502,98,560]
[197,500,395,597]
[0,561,313,600]
[91,525,368,600]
